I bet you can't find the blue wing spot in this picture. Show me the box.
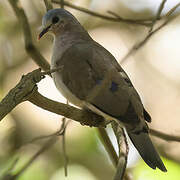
[110,81,118,92]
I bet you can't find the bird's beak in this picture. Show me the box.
[38,25,51,40]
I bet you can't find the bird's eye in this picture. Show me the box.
[52,16,59,24]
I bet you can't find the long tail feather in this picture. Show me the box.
[127,131,167,172]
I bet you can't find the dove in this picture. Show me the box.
[39,8,167,172]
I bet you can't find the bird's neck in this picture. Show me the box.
[51,29,91,67]
[55,26,91,44]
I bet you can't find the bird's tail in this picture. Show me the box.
[127,130,167,172]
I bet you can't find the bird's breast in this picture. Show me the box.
[51,67,83,107]
[51,37,84,106]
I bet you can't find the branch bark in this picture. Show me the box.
[112,122,129,180]
[0,69,43,120]
[28,90,105,127]
[8,0,50,71]
[97,128,118,167]
[5,1,180,179]
[1,68,180,140]
[0,69,105,127]
[150,129,180,142]
[43,0,53,11]
[120,13,180,64]
[52,0,152,26]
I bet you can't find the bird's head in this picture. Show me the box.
[38,8,81,40]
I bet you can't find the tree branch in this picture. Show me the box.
[156,0,167,20]
[149,0,167,32]
[0,68,105,127]
[112,122,129,180]
[1,67,180,143]
[97,128,118,167]
[60,0,64,9]
[61,117,69,176]
[8,0,50,71]
[28,90,106,127]
[52,0,152,26]
[165,2,180,17]
[1,117,70,179]
[43,0,53,11]
[14,137,57,179]
[121,12,180,64]
[0,69,43,120]
[150,129,180,142]
[5,1,180,179]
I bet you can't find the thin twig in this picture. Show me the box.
[150,128,180,142]
[149,0,167,32]
[55,116,70,177]
[97,128,118,167]
[41,66,64,76]
[1,157,19,179]
[60,0,64,9]
[121,13,180,64]
[43,0,53,11]
[22,120,68,146]
[156,0,167,20]
[52,0,152,26]
[14,137,57,179]
[121,129,130,180]
[9,120,69,179]
[7,157,19,172]
[111,122,128,180]
[61,117,69,176]
[165,2,180,17]
[107,11,153,24]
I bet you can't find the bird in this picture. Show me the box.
[39,8,167,172]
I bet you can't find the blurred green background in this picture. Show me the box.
[0,0,180,179]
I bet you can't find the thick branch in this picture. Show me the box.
[1,68,180,141]
[5,1,178,179]
[0,69,44,120]
[0,69,105,127]
[28,90,105,127]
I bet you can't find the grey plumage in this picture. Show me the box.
[39,8,167,172]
